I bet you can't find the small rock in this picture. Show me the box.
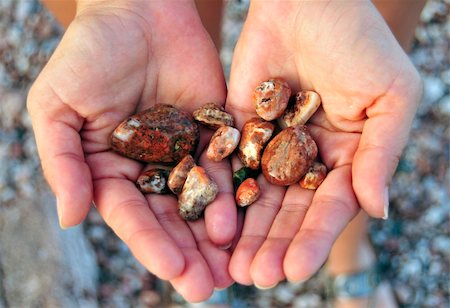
[139,290,161,307]
[253,78,291,121]
[438,95,450,116]
[292,293,322,308]
[395,284,414,305]
[206,125,240,161]
[424,76,446,104]
[88,225,106,243]
[422,205,448,226]
[178,166,218,221]
[167,155,196,195]
[431,236,450,254]
[262,125,317,185]
[192,102,234,129]
[401,258,423,277]
[237,117,274,170]
[232,166,259,190]
[278,90,321,128]
[299,162,327,190]
[235,178,260,207]
[0,89,25,129]
[136,168,170,194]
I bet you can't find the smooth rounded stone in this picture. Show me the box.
[278,90,321,128]
[292,293,323,308]
[232,166,259,190]
[0,88,24,129]
[237,117,275,170]
[299,162,327,190]
[273,284,295,304]
[139,290,161,307]
[110,104,199,163]
[431,236,450,254]
[178,166,218,221]
[168,154,196,195]
[438,95,450,116]
[235,178,260,207]
[253,77,291,121]
[206,126,240,161]
[395,284,414,305]
[400,258,423,277]
[193,102,235,129]
[135,168,170,194]
[262,125,317,186]
[422,205,448,226]
[88,225,107,243]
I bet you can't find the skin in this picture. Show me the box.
[33,0,425,303]
[28,0,235,302]
[226,0,422,287]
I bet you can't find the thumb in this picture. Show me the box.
[27,81,93,228]
[352,67,422,219]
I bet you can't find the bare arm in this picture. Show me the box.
[373,0,426,51]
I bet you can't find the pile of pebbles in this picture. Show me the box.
[0,0,448,307]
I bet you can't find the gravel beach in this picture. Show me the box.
[0,0,448,307]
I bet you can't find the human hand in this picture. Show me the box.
[226,0,422,287]
[28,0,235,301]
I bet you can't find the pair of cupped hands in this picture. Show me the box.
[27,0,421,302]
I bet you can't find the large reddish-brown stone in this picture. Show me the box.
[110,104,199,163]
[261,125,317,186]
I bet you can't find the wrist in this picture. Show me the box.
[76,0,197,20]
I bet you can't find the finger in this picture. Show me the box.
[199,152,237,247]
[224,17,300,129]
[250,186,314,288]
[229,176,285,285]
[230,206,246,251]
[353,70,422,218]
[169,248,214,303]
[284,165,359,282]
[145,194,215,302]
[93,175,185,281]
[27,85,92,228]
[188,220,234,290]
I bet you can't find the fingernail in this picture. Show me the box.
[56,197,67,229]
[287,278,307,285]
[218,242,232,250]
[255,282,278,290]
[382,187,389,220]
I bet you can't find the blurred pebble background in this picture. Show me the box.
[0,0,448,307]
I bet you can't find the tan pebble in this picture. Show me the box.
[136,168,170,194]
[278,91,321,128]
[168,155,196,195]
[178,166,218,221]
[299,162,327,190]
[236,178,260,207]
[207,126,240,161]
[253,78,291,121]
[237,117,275,170]
[193,103,235,129]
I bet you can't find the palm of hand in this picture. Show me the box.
[226,1,421,286]
[28,7,235,301]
